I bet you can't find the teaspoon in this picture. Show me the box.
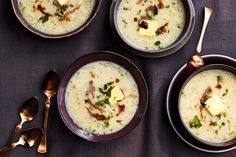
[8,96,38,143]
[37,70,59,153]
[186,7,213,73]
[0,128,43,157]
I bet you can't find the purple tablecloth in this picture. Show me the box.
[0,0,236,156]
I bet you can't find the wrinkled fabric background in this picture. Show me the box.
[0,0,236,157]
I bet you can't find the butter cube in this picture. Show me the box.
[57,0,68,6]
[205,96,225,116]
[109,84,125,105]
[138,20,157,37]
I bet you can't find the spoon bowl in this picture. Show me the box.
[7,97,38,144]
[186,7,213,73]
[0,128,43,156]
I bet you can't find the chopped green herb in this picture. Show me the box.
[216,114,222,119]
[104,121,109,128]
[189,115,202,128]
[54,9,63,17]
[147,5,158,18]
[69,4,74,7]
[154,41,163,49]
[39,15,49,23]
[116,120,122,123]
[172,2,176,5]
[222,89,228,97]
[123,7,128,10]
[229,131,234,135]
[223,112,227,117]
[215,130,219,134]
[217,75,223,84]
[95,98,109,106]
[221,122,225,126]
[177,24,182,29]
[165,5,170,8]
[153,5,158,15]
[155,29,161,35]
[84,99,89,104]
[210,121,217,126]
[137,9,142,15]
[122,19,128,25]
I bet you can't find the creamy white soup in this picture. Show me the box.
[18,0,95,35]
[117,0,185,50]
[180,69,236,143]
[65,61,139,135]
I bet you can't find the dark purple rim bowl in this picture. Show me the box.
[11,0,102,39]
[110,0,195,58]
[178,64,236,147]
[57,51,148,142]
[166,54,236,153]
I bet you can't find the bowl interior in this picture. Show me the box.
[166,54,236,153]
[57,51,148,142]
[178,64,236,147]
[110,0,195,57]
[11,0,101,38]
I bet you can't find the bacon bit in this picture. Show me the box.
[200,86,212,106]
[136,0,143,4]
[158,0,164,9]
[87,108,107,121]
[134,17,138,22]
[199,106,204,119]
[115,78,120,83]
[37,5,52,16]
[156,22,169,34]
[88,80,95,98]
[215,84,222,89]
[116,105,125,116]
[91,105,104,112]
[59,5,81,21]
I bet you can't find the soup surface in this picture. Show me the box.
[18,0,95,35]
[117,0,185,50]
[180,69,236,143]
[65,61,139,135]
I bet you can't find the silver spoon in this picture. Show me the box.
[186,7,213,73]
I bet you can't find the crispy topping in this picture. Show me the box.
[158,0,164,9]
[116,105,125,116]
[200,86,212,106]
[37,5,52,16]
[59,5,81,21]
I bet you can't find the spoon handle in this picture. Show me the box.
[37,98,50,153]
[7,122,23,144]
[196,7,213,53]
[0,143,17,156]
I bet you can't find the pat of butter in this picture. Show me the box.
[205,96,225,116]
[138,20,157,36]
[109,84,125,105]
[57,0,68,6]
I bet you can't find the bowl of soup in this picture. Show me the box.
[178,64,236,147]
[11,0,101,38]
[57,51,148,141]
[110,0,195,58]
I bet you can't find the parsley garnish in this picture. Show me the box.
[39,15,49,23]
[217,75,223,84]
[222,89,228,97]
[123,7,128,10]
[154,41,163,49]
[189,115,202,128]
